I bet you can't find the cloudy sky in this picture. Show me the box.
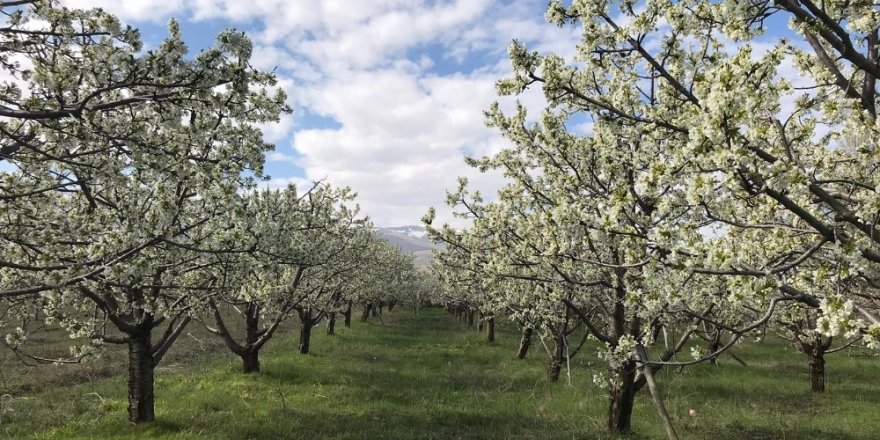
[59,1,580,227]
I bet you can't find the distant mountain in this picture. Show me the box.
[384,225,428,239]
[375,225,433,252]
[375,225,438,268]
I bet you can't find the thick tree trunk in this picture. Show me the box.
[241,350,260,373]
[240,304,262,373]
[127,328,155,423]
[809,352,826,392]
[607,361,637,434]
[548,330,565,382]
[799,336,830,393]
[299,311,313,354]
[343,304,352,328]
[466,310,475,328]
[327,313,336,336]
[388,301,396,311]
[604,279,639,433]
[486,317,495,343]
[361,304,371,322]
[478,312,484,331]
[516,327,532,359]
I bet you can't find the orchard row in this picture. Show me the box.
[424,1,880,438]
[0,1,424,424]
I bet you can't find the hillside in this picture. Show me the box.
[375,226,437,268]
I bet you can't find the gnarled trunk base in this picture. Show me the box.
[241,350,260,374]
[486,317,495,343]
[299,320,313,354]
[344,304,352,328]
[127,329,155,423]
[607,361,637,434]
[810,353,826,392]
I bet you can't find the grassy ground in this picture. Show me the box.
[1,308,879,439]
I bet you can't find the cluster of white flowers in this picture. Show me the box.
[816,295,863,339]
[3,328,26,349]
[598,335,638,371]
[864,324,880,350]
[70,340,104,360]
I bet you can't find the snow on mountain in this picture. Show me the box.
[374,225,438,268]
[374,226,433,252]
[383,225,427,239]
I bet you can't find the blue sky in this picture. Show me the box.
[56,1,582,226]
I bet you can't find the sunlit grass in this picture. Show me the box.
[2,308,879,439]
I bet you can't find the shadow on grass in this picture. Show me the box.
[17,309,880,440]
[705,424,859,440]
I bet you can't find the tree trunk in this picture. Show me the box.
[478,312,484,331]
[299,310,313,354]
[327,313,336,336]
[343,304,352,328]
[127,328,155,423]
[799,335,830,393]
[548,330,565,382]
[466,310,475,328]
[240,304,262,373]
[607,361,637,434]
[361,304,371,322]
[486,317,495,343]
[388,301,396,311]
[516,327,532,359]
[809,352,826,392]
[708,336,720,366]
[241,350,260,374]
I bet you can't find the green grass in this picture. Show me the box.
[2,309,880,439]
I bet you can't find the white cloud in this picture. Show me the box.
[256,176,312,193]
[265,151,299,165]
[61,0,185,22]
[52,1,577,226]
[258,114,295,144]
[289,66,507,226]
